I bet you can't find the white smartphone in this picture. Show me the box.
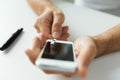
[35,39,77,73]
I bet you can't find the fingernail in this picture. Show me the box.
[52,31,61,39]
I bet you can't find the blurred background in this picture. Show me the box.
[66,0,120,17]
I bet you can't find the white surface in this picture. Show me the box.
[74,0,120,10]
[0,0,120,80]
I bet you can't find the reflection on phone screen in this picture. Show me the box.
[42,42,74,61]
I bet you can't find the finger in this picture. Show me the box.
[60,26,70,40]
[62,26,69,34]
[52,11,65,39]
[76,48,95,78]
[26,37,41,64]
[25,49,35,64]
[32,36,42,51]
[37,33,48,44]
[25,34,46,64]
[74,42,82,57]
[60,33,69,41]
[36,11,53,35]
[34,20,40,33]
[76,52,88,78]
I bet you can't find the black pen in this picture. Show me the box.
[0,28,23,51]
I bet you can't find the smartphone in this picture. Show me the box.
[35,39,77,73]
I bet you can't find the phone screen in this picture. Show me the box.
[41,41,74,61]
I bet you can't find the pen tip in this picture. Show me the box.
[20,28,23,31]
[21,28,23,30]
[0,47,3,51]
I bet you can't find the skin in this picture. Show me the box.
[26,0,120,78]
[94,24,120,57]
[27,0,65,39]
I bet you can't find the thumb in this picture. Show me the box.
[76,47,97,78]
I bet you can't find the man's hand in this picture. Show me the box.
[25,26,70,76]
[25,35,97,78]
[74,36,97,77]
[25,25,69,64]
[28,0,65,39]
[34,8,64,39]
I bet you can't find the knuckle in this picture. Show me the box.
[67,33,70,37]
[36,16,46,24]
[34,17,41,28]
[54,11,65,20]
[63,27,69,32]
[55,10,64,16]
[38,16,46,23]
[39,16,52,27]
[53,22,61,27]
[60,12,65,19]
[34,23,40,33]
[65,33,70,38]
[34,23,38,29]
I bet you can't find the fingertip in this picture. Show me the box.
[25,49,32,56]
[77,65,87,78]
[62,26,69,32]
[52,30,62,39]
[24,49,35,64]
[77,55,87,78]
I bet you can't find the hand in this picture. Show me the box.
[25,27,70,76]
[34,3,65,39]
[25,35,97,78]
[74,36,97,77]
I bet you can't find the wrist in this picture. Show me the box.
[93,34,113,57]
[39,0,55,8]
[37,0,59,12]
[93,35,104,57]
[93,24,120,57]
[27,0,57,15]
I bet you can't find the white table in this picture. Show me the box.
[0,0,120,80]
